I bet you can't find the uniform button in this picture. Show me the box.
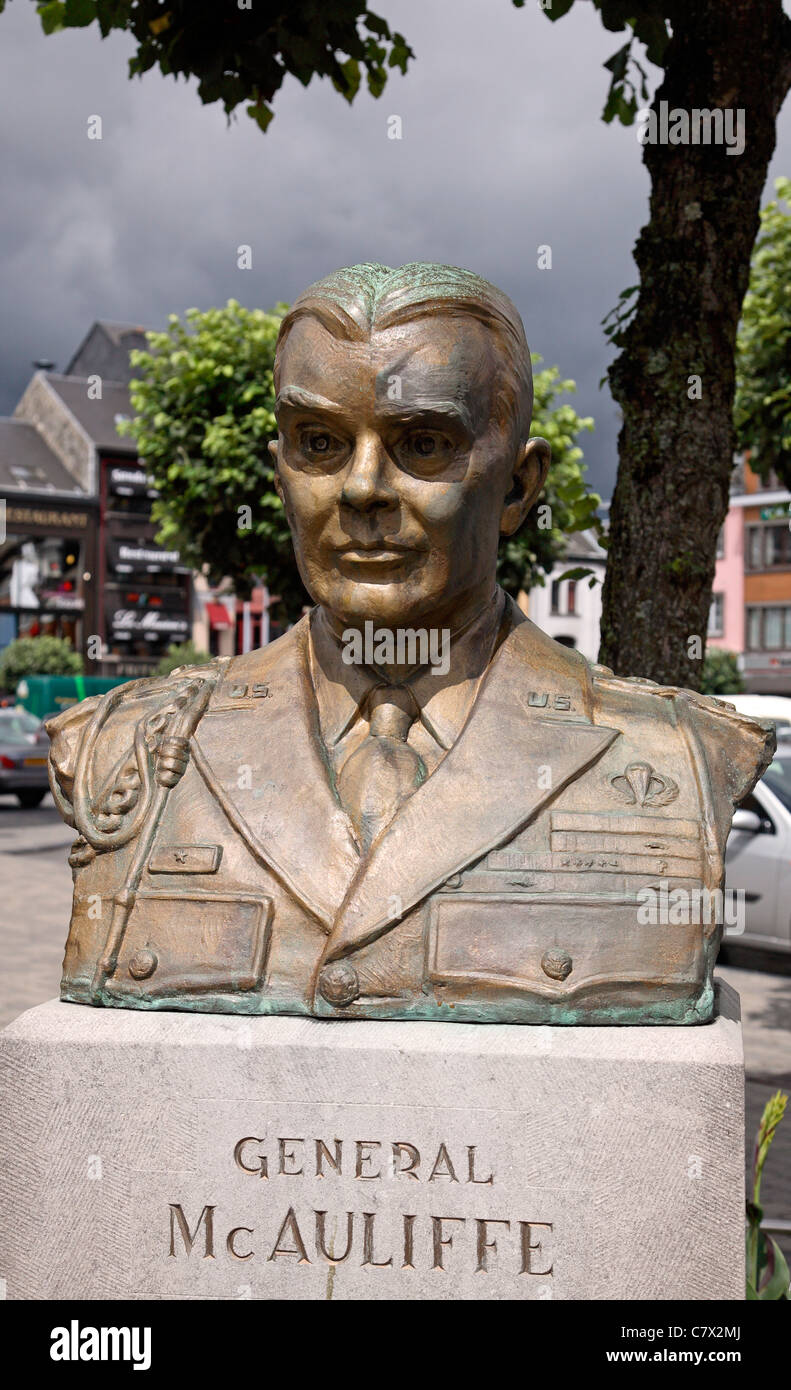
[129,949,158,981]
[541,948,572,981]
[318,961,359,1007]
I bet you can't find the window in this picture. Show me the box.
[739,791,775,832]
[761,757,791,815]
[746,605,791,651]
[763,524,791,567]
[716,526,725,559]
[708,593,724,637]
[747,608,762,650]
[566,580,577,615]
[746,523,791,569]
[761,608,778,650]
[550,580,560,615]
[0,533,84,613]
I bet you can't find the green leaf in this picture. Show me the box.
[538,0,576,21]
[36,1,67,35]
[247,100,274,133]
[759,1236,790,1299]
[604,40,630,83]
[558,566,595,582]
[337,57,361,102]
[62,0,97,25]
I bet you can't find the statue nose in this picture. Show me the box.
[341,435,396,510]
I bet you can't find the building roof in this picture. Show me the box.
[64,320,149,382]
[0,419,86,495]
[42,374,137,456]
[562,529,607,562]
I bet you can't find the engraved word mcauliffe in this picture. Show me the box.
[166,1136,554,1277]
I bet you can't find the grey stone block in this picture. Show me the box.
[0,984,745,1300]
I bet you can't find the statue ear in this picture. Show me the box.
[500,437,551,537]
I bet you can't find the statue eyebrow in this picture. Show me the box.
[276,388,474,436]
[374,399,474,434]
[276,386,345,414]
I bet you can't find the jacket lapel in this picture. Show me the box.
[324,621,620,961]
[191,620,360,929]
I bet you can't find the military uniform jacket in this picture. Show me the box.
[47,607,773,1025]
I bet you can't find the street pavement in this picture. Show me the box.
[1,793,789,1270]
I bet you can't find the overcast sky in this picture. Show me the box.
[1,0,791,500]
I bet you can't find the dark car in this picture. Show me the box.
[0,707,51,808]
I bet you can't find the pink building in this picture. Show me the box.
[707,506,744,653]
[708,460,791,692]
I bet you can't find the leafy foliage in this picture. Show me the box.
[152,640,212,677]
[8,1,671,135]
[699,647,744,696]
[498,359,598,598]
[118,300,307,621]
[26,0,413,131]
[0,635,83,688]
[735,178,791,485]
[518,0,671,125]
[746,1090,789,1299]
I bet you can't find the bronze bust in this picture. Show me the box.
[47,263,773,1024]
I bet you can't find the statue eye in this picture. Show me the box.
[398,430,453,470]
[410,432,438,457]
[299,428,345,462]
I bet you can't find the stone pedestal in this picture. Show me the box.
[0,984,745,1300]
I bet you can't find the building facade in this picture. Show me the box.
[3,326,193,677]
[708,460,791,694]
[523,529,606,662]
[0,420,98,662]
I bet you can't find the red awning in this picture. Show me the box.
[206,602,233,630]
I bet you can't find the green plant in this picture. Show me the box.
[119,300,303,620]
[700,648,745,696]
[497,356,599,598]
[746,1089,789,1299]
[16,1,413,134]
[0,635,83,689]
[152,641,213,678]
[735,177,791,483]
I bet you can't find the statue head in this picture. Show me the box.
[269,262,550,632]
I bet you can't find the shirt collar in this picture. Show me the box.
[308,588,509,753]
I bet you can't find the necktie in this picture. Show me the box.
[337,685,426,852]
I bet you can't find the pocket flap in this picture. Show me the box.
[107,891,272,999]
[427,893,704,999]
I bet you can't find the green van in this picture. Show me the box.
[14,675,131,722]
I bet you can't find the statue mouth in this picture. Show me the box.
[333,540,424,571]
[338,546,411,561]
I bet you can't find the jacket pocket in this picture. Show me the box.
[105,889,272,1000]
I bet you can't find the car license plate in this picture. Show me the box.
[23,757,47,767]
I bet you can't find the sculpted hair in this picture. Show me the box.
[274,262,534,442]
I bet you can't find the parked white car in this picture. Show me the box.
[724,748,791,956]
[715,692,791,737]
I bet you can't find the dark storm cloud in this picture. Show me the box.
[1,0,790,499]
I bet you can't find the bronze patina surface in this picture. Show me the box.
[47,263,774,1024]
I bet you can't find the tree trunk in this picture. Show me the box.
[599,0,791,686]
